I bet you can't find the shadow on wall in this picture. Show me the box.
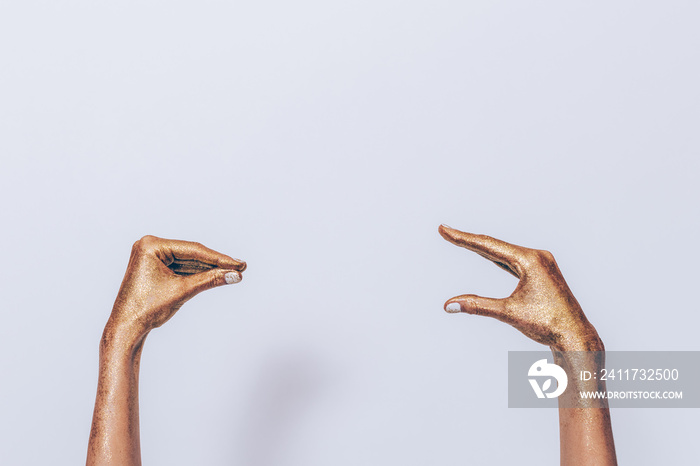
[233,350,332,465]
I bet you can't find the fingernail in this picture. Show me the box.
[225,271,242,284]
[445,302,461,313]
[441,224,452,229]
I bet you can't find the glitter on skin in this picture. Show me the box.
[86,236,245,466]
[439,224,617,465]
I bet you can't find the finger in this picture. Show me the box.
[181,268,243,300]
[438,225,523,278]
[150,236,246,271]
[168,260,217,275]
[444,294,508,321]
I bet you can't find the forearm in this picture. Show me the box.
[86,236,244,464]
[553,337,617,466]
[87,322,146,466]
[438,227,618,464]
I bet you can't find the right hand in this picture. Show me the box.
[107,235,247,340]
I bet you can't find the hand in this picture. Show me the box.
[439,225,602,351]
[440,225,617,466]
[87,236,246,465]
[107,235,247,341]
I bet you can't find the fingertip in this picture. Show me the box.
[224,270,242,285]
[444,300,462,313]
[233,259,247,272]
[219,256,246,271]
[439,224,460,242]
[182,268,241,299]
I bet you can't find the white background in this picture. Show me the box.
[1,1,698,464]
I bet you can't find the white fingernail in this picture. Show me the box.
[441,224,452,229]
[225,271,242,284]
[445,303,461,313]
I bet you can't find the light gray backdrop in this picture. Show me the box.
[1,1,698,465]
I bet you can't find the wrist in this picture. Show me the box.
[550,326,607,392]
[554,324,605,352]
[100,317,148,358]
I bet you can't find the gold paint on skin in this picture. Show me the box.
[87,236,245,466]
[439,225,617,466]
[87,229,617,465]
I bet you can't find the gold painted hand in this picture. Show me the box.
[439,225,616,465]
[439,224,601,352]
[87,235,246,466]
[109,235,247,338]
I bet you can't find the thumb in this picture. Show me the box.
[182,268,243,299]
[444,294,507,320]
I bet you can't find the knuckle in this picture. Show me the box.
[521,248,555,267]
[131,239,145,253]
[140,234,158,244]
[520,249,539,266]
[138,235,158,249]
[535,249,555,263]
[131,235,160,256]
